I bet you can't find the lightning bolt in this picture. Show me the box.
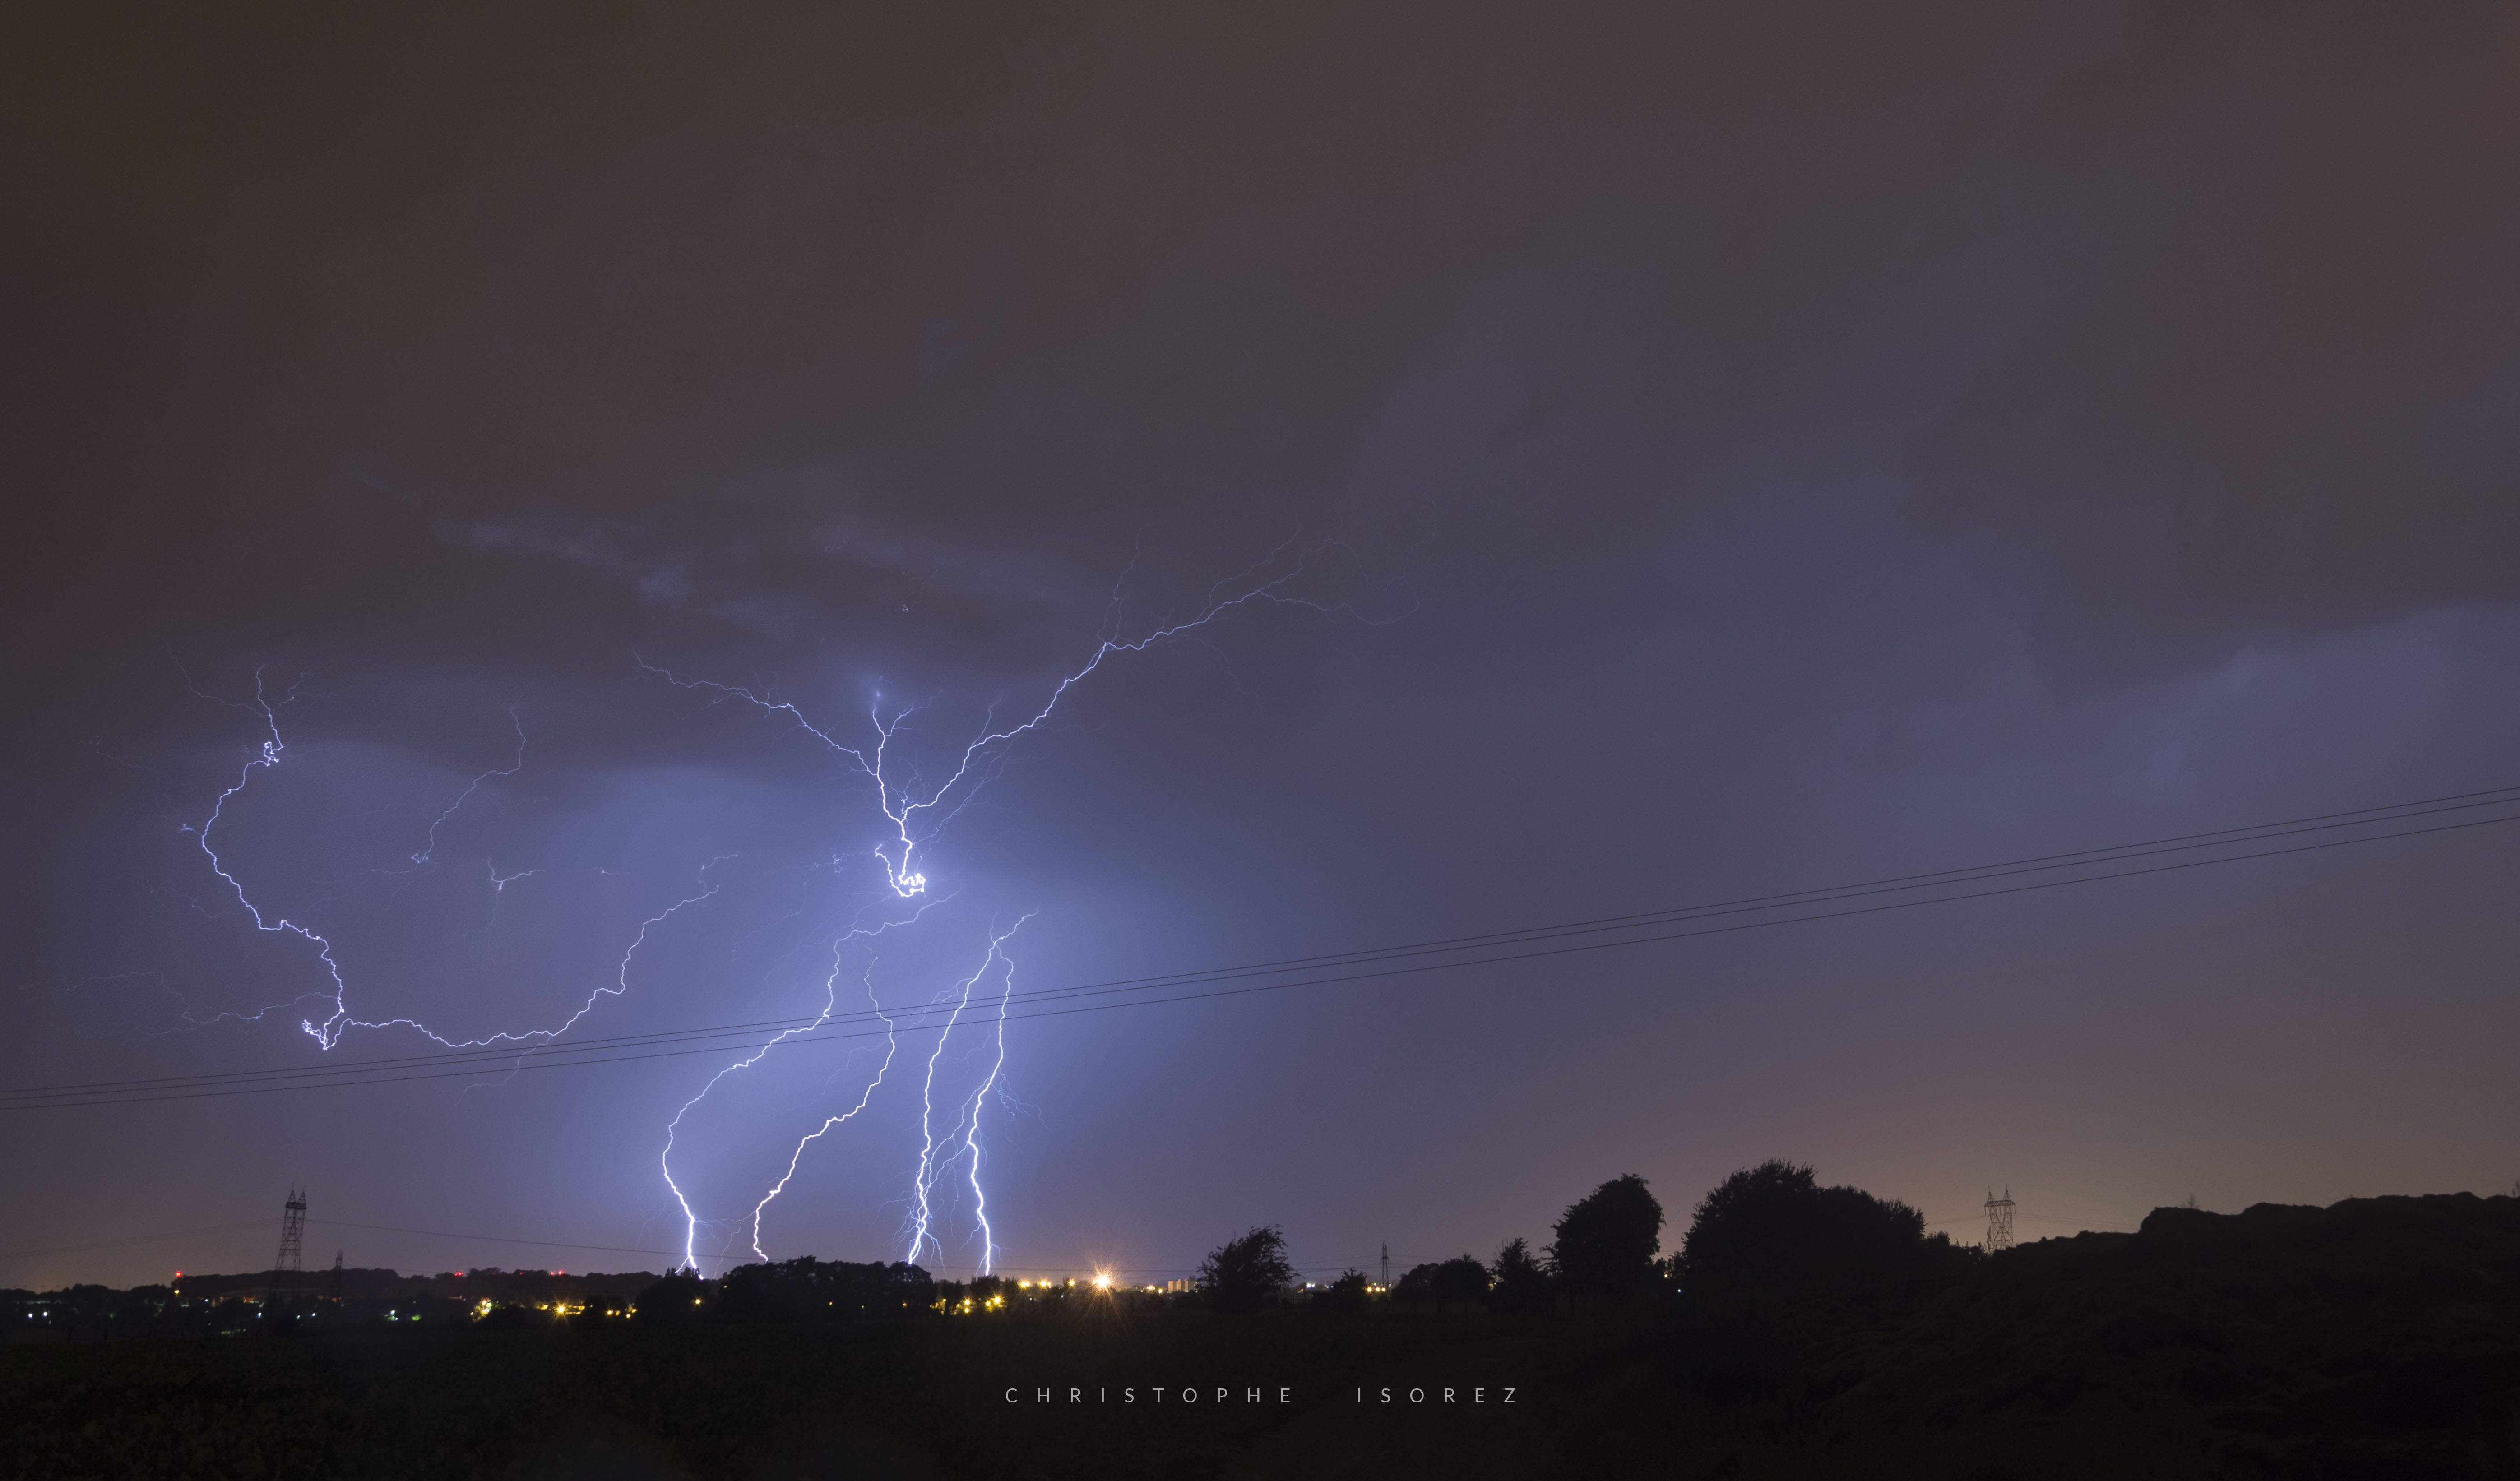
[902,918,1028,1273]
[184,669,349,1032]
[639,543,1381,1277]
[639,537,1362,899]
[409,708,526,865]
[743,910,930,1259]
[952,919,1028,1275]
[657,900,935,1273]
[160,545,1392,1281]
[183,667,716,1053]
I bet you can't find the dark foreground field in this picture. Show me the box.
[9,1193,2520,1480]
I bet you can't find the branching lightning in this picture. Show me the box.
[640,540,1359,899]
[901,917,1028,1273]
[642,546,1362,1275]
[162,545,1385,1280]
[184,669,715,1054]
[410,709,527,866]
[184,671,349,1033]
[657,902,933,1272]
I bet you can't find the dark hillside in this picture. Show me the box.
[1804,1194,2520,1475]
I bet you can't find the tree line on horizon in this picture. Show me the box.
[1189,1159,1974,1331]
[15,1174,2518,1475]
[0,1159,1966,1341]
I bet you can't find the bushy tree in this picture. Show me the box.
[1547,1174,1664,1302]
[1393,1256,1491,1312]
[1674,1160,1976,1398]
[1198,1226,1294,1312]
[1490,1236,1553,1314]
[1677,1159,1965,1302]
[1314,1269,1371,1313]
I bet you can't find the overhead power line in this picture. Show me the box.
[16,782,2514,1103]
[8,783,2517,1112]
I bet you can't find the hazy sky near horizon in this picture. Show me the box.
[6,2,2519,1289]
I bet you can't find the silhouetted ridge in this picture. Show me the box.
[1807,1193,2520,1472]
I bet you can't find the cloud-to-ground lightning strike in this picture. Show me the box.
[644,549,1365,1274]
[944,921,1031,1274]
[902,919,1028,1273]
[171,551,1379,1280]
[657,903,934,1273]
[744,936,902,1260]
[185,670,717,1054]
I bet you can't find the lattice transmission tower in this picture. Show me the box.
[274,1189,307,1276]
[1983,1188,2015,1253]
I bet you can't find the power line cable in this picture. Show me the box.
[13,799,2515,1110]
[16,800,2518,1108]
[16,782,2516,1102]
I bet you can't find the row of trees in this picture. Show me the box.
[1386,1171,1666,1312]
[630,1257,934,1323]
[14,1163,1962,1339]
[1196,1161,1973,1322]
[1190,1171,1668,1313]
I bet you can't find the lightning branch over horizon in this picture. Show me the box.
[639,540,1371,899]
[153,546,1391,1281]
[901,917,1029,1273]
[636,545,1380,1275]
[655,900,935,1273]
[181,668,718,1054]
[409,709,527,866]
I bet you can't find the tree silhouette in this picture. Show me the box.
[1547,1174,1664,1302]
[1197,1226,1294,1312]
[1392,1255,1490,1311]
[1315,1269,1371,1313]
[1674,1159,1975,1398]
[1676,1159,1964,1301]
[1490,1236,1552,1314]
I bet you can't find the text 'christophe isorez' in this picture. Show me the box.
[1004,1386,1519,1405]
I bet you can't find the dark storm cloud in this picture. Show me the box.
[1908,3,2520,678]
[19,1,2506,698]
[8,3,2520,1286]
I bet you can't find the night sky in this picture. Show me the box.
[7,3,2519,1291]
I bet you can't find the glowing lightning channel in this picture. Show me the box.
[186,669,716,1053]
[639,540,1358,898]
[952,919,1028,1276]
[742,912,931,1260]
[657,902,934,1273]
[903,918,1028,1272]
[410,708,527,865]
[637,545,1393,1273]
[186,670,346,1028]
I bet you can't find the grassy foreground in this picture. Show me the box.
[4,1306,1552,1481]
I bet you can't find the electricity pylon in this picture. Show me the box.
[1983,1188,2015,1253]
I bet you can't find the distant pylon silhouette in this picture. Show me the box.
[274,1188,307,1275]
[1380,1241,1390,1289]
[1983,1188,2015,1253]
